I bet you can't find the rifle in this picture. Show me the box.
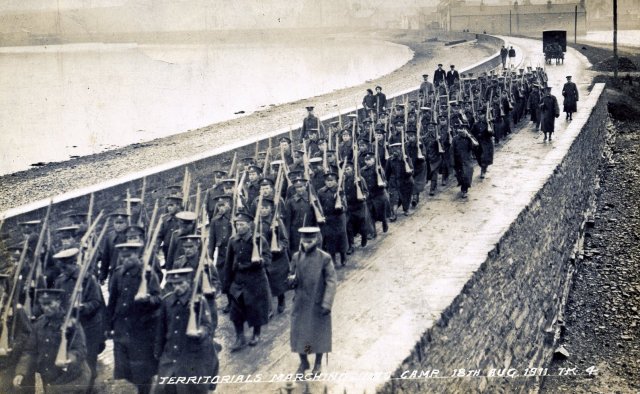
[230,171,240,236]
[87,193,94,228]
[55,212,106,368]
[416,112,425,161]
[334,159,347,210]
[0,242,29,356]
[278,144,292,185]
[270,166,284,252]
[262,148,270,177]
[251,194,263,263]
[135,204,162,301]
[352,139,365,201]
[228,152,238,177]
[302,140,311,181]
[186,229,210,337]
[22,201,52,318]
[193,183,202,233]
[374,136,386,187]
[400,121,412,174]
[126,189,132,226]
[308,182,325,224]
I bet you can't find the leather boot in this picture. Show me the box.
[230,334,246,352]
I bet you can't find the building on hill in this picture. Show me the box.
[437,0,587,36]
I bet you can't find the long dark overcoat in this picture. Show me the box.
[317,186,348,255]
[540,94,560,133]
[452,134,475,190]
[224,232,272,327]
[289,248,337,354]
[259,216,291,297]
[470,120,494,167]
[562,82,579,113]
[107,259,160,384]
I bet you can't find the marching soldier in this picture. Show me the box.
[301,106,325,142]
[14,289,92,394]
[360,152,390,236]
[343,161,369,254]
[164,211,197,271]
[284,179,319,254]
[540,86,560,142]
[154,268,218,394]
[385,143,414,219]
[106,242,160,394]
[287,227,337,375]
[405,129,427,208]
[470,110,494,179]
[223,213,271,351]
[158,194,183,261]
[317,172,348,266]
[98,209,130,285]
[562,75,579,121]
[257,198,290,315]
[208,194,233,314]
[0,273,35,394]
[53,248,106,392]
[452,124,478,199]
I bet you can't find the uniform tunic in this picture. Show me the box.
[154,292,217,394]
[289,248,337,354]
[317,185,348,255]
[344,173,369,245]
[385,156,414,211]
[16,315,91,394]
[107,259,160,385]
[284,194,318,254]
[99,230,127,283]
[158,213,181,260]
[224,232,272,327]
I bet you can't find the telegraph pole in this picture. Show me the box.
[613,0,618,79]
[574,5,577,44]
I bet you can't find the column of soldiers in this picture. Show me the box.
[0,62,551,393]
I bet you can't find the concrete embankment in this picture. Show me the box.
[378,83,607,394]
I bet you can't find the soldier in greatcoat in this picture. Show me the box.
[317,172,348,267]
[223,213,271,351]
[360,152,390,237]
[164,211,197,271]
[562,75,579,121]
[452,125,478,199]
[424,121,443,196]
[52,248,105,392]
[287,227,337,375]
[528,85,542,130]
[284,179,319,255]
[343,161,369,253]
[154,268,218,394]
[0,273,35,394]
[257,198,290,315]
[208,193,233,313]
[301,106,325,142]
[470,110,494,179]
[14,289,92,394]
[540,86,560,142]
[158,195,183,261]
[107,242,160,394]
[385,143,414,219]
[98,209,130,285]
[405,129,426,207]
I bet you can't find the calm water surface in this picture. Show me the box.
[0,38,413,175]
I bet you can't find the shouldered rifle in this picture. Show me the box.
[308,182,325,224]
[374,136,385,187]
[251,194,263,263]
[352,140,365,201]
[23,201,52,318]
[0,242,29,355]
[416,112,425,160]
[400,123,412,174]
[135,209,162,302]
[55,212,106,368]
[271,166,284,252]
[335,160,347,210]
[186,229,210,337]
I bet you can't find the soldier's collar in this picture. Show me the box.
[240,231,253,242]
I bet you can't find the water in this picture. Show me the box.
[580,30,640,48]
[0,37,413,175]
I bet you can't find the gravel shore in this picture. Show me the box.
[0,29,496,212]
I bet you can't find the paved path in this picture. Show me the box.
[93,36,594,394]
